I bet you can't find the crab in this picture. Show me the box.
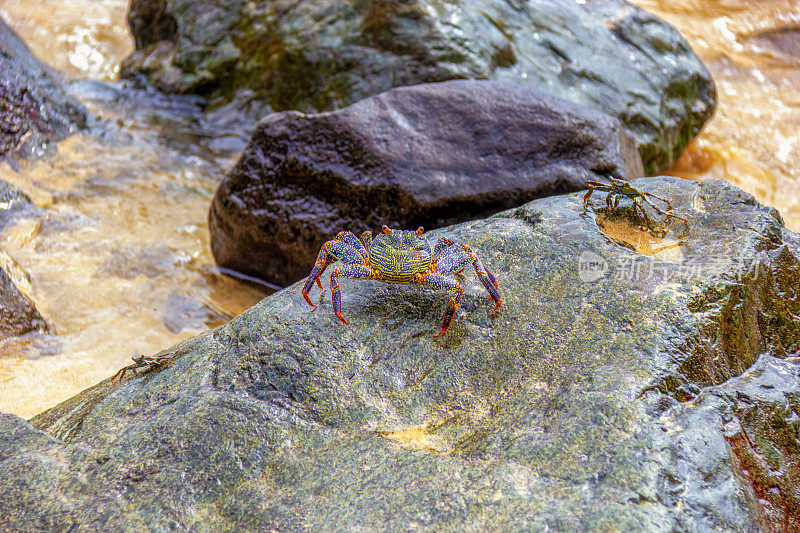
[302,226,502,337]
[583,177,687,229]
[111,354,174,382]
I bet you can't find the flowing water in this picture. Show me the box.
[0,0,798,418]
[630,0,800,230]
[0,1,272,417]
[0,81,271,418]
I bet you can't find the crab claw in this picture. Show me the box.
[303,290,317,308]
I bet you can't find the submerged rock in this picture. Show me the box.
[0,248,48,339]
[0,180,34,228]
[209,80,644,286]
[0,182,47,338]
[2,177,799,530]
[0,185,47,339]
[121,0,715,173]
[0,16,86,160]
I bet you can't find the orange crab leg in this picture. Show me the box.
[419,273,463,337]
[441,243,502,316]
[302,245,336,308]
[303,233,370,307]
[329,264,377,324]
[583,188,594,207]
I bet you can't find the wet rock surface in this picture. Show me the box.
[0,184,47,339]
[0,16,86,160]
[0,249,48,340]
[121,0,715,173]
[209,80,644,287]
[2,177,799,530]
[0,180,35,229]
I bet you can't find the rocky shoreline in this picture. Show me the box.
[3,177,799,530]
[2,1,799,530]
[209,80,644,286]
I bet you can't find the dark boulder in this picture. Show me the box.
[3,177,800,530]
[121,0,716,173]
[0,16,86,160]
[209,80,644,286]
[0,184,47,339]
[0,249,48,339]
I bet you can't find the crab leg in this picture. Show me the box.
[360,230,373,256]
[443,244,502,316]
[640,195,687,223]
[302,245,336,307]
[336,230,369,261]
[583,188,595,207]
[434,249,471,274]
[642,191,672,208]
[420,273,463,337]
[432,237,466,261]
[329,264,376,324]
[302,239,364,307]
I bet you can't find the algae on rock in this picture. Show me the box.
[122,0,716,173]
[2,178,799,531]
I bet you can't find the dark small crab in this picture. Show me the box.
[583,177,687,229]
[302,226,502,337]
[111,354,174,382]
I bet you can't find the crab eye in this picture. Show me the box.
[382,225,391,234]
[416,226,424,236]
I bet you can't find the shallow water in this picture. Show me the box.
[0,82,269,418]
[0,0,131,81]
[630,0,800,231]
[0,0,798,418]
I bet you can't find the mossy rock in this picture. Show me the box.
[122,0,716,173]
[3,177,799,530]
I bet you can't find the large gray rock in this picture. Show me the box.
[0,16,86,160]
[121,0,716,173]
[209,80,644,286]
[2,177,799,530]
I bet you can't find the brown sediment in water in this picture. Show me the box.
[0,97,267,418]
[595,213,686,259]
[629,0,800,232]
[0,0,133,81]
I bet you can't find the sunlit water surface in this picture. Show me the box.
[630,0,800,231]
[0,0,798,418]
[0,83,268,418]
[0,0,131,80]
